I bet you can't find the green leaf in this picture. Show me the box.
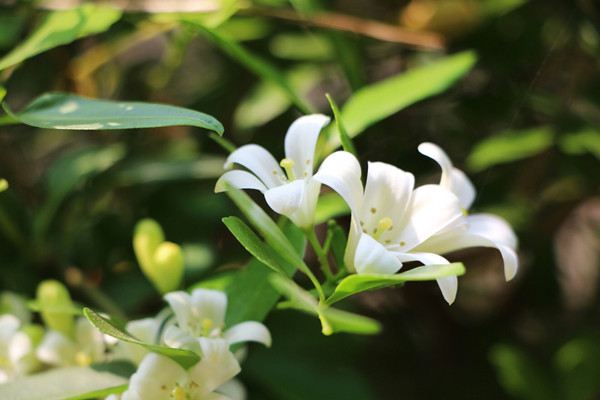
[270,275,381,335]
[326,93,357,156]
[5,92,223,133]
[0,367,127,400]
[225,221,305,326]
[0,5,121,71]
[558,128,600,159]
[114,157,225,186]
[188,23,312,114]
[323,51,477,153]
[327,263,466,304]
[223,216,287,274]
[64,384,127,400]
[467,126,554,172]
[83,308,200,369]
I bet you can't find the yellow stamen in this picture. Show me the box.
[75,351,92,366]
[373,217,393,240]
[201,318,214,335]
[171,386,187,400]
[280,158,296,180]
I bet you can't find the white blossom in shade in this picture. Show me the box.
[0,315,42,383]
[415,142,519,281]
[163,289,271,353]
[314,151,464,304]
[36,317,106,367]
[215,114,330,228]
[112,318,161,365]
[121,338,241,400]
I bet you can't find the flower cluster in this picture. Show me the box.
[217,114,519,304]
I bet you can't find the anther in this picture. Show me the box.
[280,158,296,180]
[373,217,393,240]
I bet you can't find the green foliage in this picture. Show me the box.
[326,263,466,304]
[0,5,121,71]
[323,51,477,153]
[326,93,357,156]
[5,92,223,133]
[83,308,200,369]
[559,128,600,159]
[467,126,554,171]
[0,367,127,400]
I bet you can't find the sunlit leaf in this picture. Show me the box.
[83,308,200,369]
[64,384,127,400]
[0,5,121,71]
[323,51,477,153]
[223,216,287,274]
[5,92,223,133]
[327,263,466,304]
[467,126,554,171]
[0,367,127,400]
[559,128,600,159]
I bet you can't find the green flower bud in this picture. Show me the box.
[0,179,8,192]
[133,219,184,294]
[36,280,75,337]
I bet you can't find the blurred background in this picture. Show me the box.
[1,0,599,398]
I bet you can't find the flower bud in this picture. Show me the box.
[36,280,75,337]
[133,219,184,293]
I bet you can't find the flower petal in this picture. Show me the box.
[189,338,241,396]
[395,252,456,304]
[225,321,271,347]
[284,114,330,178]
[415,213,519,281]
[36,331,76,366]
[190,289,228,328]
[215,170,268,193]
[264,179,305,218]
[224,144,285,189]
[163,291,194,332]
[217,379,247,400]
[398,184,462,251]
[418,142,475,209]
[314,151,363,213]
[163,325,199,353]
[354,233,402,275]
[362,161,414,241]
[289,178,321,228]
[75,318,105,363]
[123,353,185,400]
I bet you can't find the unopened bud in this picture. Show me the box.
[36,280,75,337]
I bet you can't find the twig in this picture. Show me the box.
[244,7,446,50]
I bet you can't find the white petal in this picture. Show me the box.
[124,353,185,400]
[361,161,414,241]
[289,178,321,228]
[398,184,462,250]
[189,338,241,396]
[190,289,228,328]
[8,331,33,365]
[354,233,402,275]
[225,321,271,347]
[36,331,76,366]
[314,151,363,213]
[416,214,519,281]
[163,291,194,333]
[418,142,475,209]
[75,318,105,363]
[163,325,199,353]
[395,252,456,304]
[0,315,20,341]
[217,379,247,400]
[224,144,285,189]
[264,180,305,218]
[215,170,268,193]
[343,218,362,273]
[284,114,330,178]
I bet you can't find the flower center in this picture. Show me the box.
[280,158,296,180]
[75,351,92,366]
[372,217,393,240]
[171,385,188,400]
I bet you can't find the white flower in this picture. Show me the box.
[215,114,330,228]
[415,142,519,281]
[163,289,271,353]
[36,317,106,367]
[314,151,464,303]
[0,315,41,383]
[121,338,241,400]
[112,318,161,365]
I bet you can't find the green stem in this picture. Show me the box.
[305,228,335,282]
[0,115,18,126]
